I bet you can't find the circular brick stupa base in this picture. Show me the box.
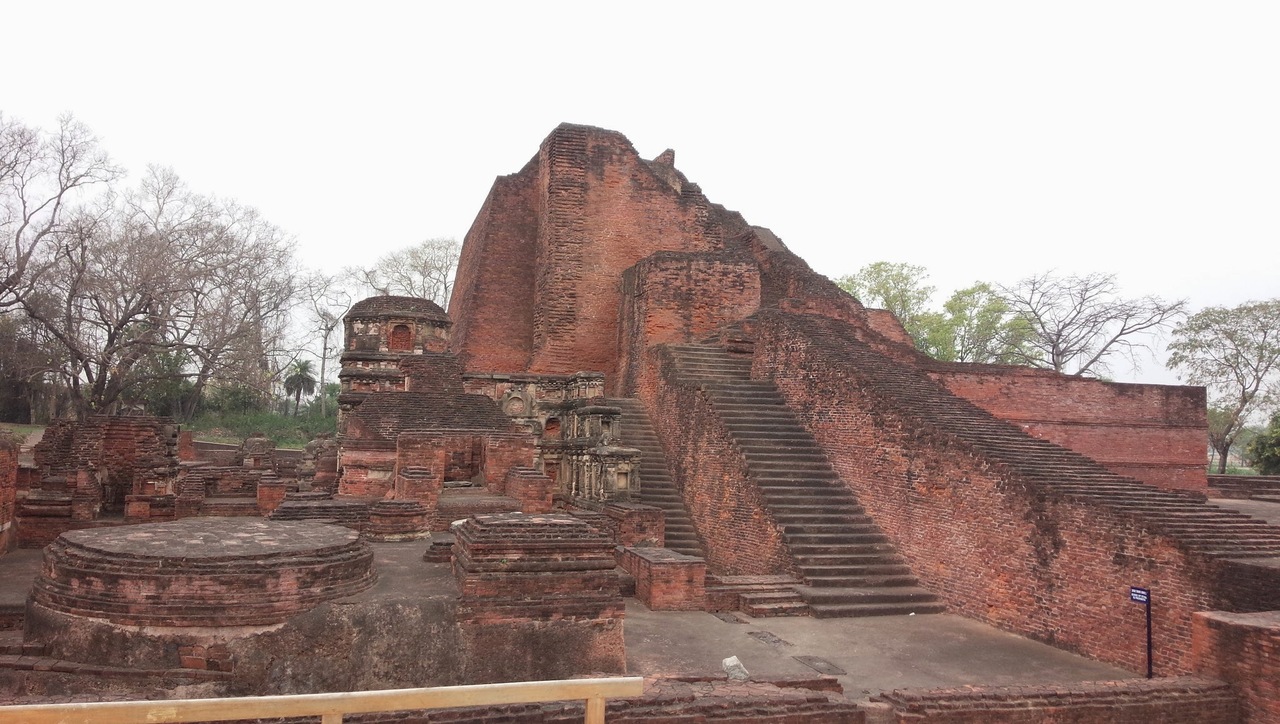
[30,518,376,627]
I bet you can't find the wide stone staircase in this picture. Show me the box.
[606,398,705,558]
[786,312,1280,563]
[666,343,945,618]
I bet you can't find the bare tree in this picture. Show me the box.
[1,113,119,308]
[997,272,1186,376]
[347,237,459,306]
[12,166,296,419]
[300,271,354,417]
[1167,300,1280,473]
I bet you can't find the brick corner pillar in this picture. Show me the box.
[604,502,665,547]
[453,512,625,683]
[177,430,197,462]
[1192,610,1280,723]
[256,480,289,516]
[618,546,706,611]
[504,466,554,514]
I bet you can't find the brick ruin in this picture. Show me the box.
[2,123,1279,721]
[442,123,1280,716]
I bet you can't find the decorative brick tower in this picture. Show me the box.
[337,295,452,425]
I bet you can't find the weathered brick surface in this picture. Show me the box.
[750,310,1280,674]
[1193,611,1280,723]
[0,435,16,555]
[452,513,625,683]
[450,124,751,384]
[637,346,793,578]
[933,365,1208,490]
[876,676,1239,723]
[619,546,706,611]
[27,519,375,628]
[504,466,553,513]
[617,251,760,396]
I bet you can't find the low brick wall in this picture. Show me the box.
[619,546,707,611]
[1193,611,1280,723]
[875,677,1239,723]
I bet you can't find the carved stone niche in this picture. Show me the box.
[571,405,622,444]
[568,445,641,503]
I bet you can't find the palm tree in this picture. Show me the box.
[283,359,317,417]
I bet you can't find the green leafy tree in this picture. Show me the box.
[835,265,1036,364]
[923,283,1037,364]
[1167,300,1280,473]
[283,359,318,417]
[834,262,936,348]
[1248,412,1280,475]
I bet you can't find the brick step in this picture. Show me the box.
[799,562,913,577]
[754,472,841,483]
[776,513,874,526]
[783,523,883,535]
[611,398,704,559]
[748,462,838,474]
[798,585,940,606]
[732,434,824,444]
[741,451,832,461]
[758,485,848,497]
[809,601,948,619]
[787,532,891,545]
[771,503,866,516]
[806,574,921,588]
[789,542,899,556]
[739,590,810,618]
[0,654,231,681]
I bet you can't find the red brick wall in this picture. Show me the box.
[637,346,794,577]
[619,546,707,611]
[449,166,539,373]
[876,677,1239,723]
[932,366,1208,490]
[1193,611,1280,723]
[0,435,17,555]
[618,252,760,396]
[451,124,751,383]
[750,311,1267,674]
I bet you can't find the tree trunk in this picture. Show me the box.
[1215,442,1230,474]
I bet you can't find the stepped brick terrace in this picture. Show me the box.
[2,123,1280,722]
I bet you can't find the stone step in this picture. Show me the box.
[787,532,891,545]
[809,601,948,619]
[805,574,920,588]
[798,563,913,577]
[798,585,940,606]
[739,590,810,618]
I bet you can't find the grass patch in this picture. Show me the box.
[0,423,43,441]
[184,411,336,449]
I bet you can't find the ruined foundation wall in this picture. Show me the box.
[0,435,16,554]
[637,346,793,577]
[1193,611,1280,723]
[934,366,1208,491]
[750,311,1241,674]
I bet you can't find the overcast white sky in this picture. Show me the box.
[4,2,1277,384]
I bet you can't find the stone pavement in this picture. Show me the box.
[623,601,1131,698]
[0,538,1137,699]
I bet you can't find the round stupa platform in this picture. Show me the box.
[30,517,376,626]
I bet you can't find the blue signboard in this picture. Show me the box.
[1130,586,1150,604]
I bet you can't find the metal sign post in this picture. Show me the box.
[1129,586,1152,678]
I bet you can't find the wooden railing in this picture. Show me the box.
[0,676,646,724]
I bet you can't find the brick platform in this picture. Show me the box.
[28,518,376,627]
